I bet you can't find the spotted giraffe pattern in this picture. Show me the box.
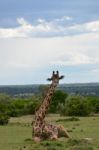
[32,71,69,141]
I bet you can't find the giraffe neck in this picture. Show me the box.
[35,81,58,123]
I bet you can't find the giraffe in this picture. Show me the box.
[32,71,70,142]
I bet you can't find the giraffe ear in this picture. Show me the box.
[59,75,64,80]
[47,78,52,81]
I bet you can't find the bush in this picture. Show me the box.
[24,99,40,115]
[87,96,99,113]
[60,95,91,116]
[39,87,68,113]
[0,114,9,125]
[49,90,68,113]
[0,103,8,113]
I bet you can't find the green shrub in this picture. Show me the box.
[87,96,99,113]
[49,90,68,113]
[60,95,91,116]
[7,97,40,116]
[24,99,40,115]
[0,113,9,125]
[0,103,8,113]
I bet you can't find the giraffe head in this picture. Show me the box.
[47,71,64,84]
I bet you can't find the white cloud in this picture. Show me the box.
[37,18,46,23]
[55,16,72,21]
[0,31,99,83]
[0,17,99,38]
[91,69,99,75]
[17,18,29,26]
[0,33,99,70]
[51,53,94,66]
[86,21,99,32]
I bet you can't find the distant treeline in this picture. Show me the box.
[0,83,99,97]
[0,90,99,125]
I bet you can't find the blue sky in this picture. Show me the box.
[0,0,99,84]
[0,0,99,27]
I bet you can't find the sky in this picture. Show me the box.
[0,0,99,85]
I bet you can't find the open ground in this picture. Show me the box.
[0,114,99,150]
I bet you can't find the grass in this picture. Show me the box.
[56,116,80,122]
[0,114,99,150]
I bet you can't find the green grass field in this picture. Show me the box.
[0,114,99,150]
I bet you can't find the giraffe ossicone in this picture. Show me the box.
[32,71,70,142]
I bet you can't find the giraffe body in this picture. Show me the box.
[33,71,69,141]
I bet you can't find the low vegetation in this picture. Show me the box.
[56,117,80,122]
[0,94,40,122]
[0,90,99,149]
[60,95,91,116]
[0,113,9,125]
[0,115,99,150]
[0,91,99,125]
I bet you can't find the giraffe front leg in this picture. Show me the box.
[49,133,58,140]
[49,128,58,140]
[32,126,42,142]
[33,136,42,142]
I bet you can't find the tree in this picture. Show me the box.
[49,90,68,113]
[24,99,40,114]
[87,96,99,113]
[39,85,68,113]
[60,95,91,116]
